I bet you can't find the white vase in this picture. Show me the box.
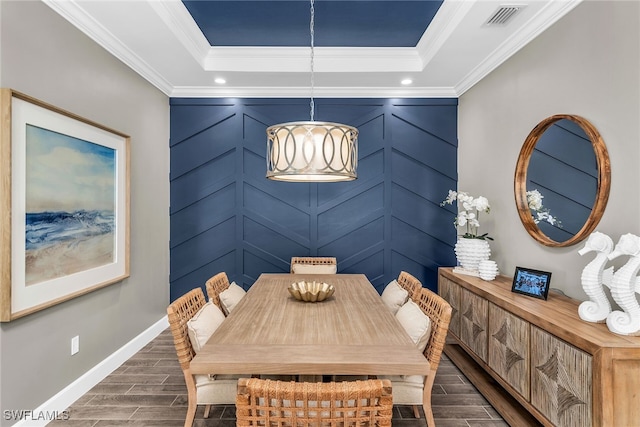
[455,237,491,272]
[478,260,499,281]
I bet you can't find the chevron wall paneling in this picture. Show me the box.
[169,98,457,301]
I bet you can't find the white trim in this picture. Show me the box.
[148,0,211,68]
[416,0,477,68]
[454,0,583,95]
[12,317,169,427]
[170,85,459,98]
[41,0,174,96]
[204,46,422,73]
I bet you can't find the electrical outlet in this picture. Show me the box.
[71,335,79,355]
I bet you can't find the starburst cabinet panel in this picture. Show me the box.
[439,275,460,337]
[438,267,640,427]
[169,98,458,301]
[531,326,591,427]
[460,287,488,362]
[488,303,530,398]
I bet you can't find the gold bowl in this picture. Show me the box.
[288,281,335,302]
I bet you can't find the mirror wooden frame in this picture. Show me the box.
[514,114,611,247]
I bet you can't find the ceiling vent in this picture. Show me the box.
[485,5,525,26]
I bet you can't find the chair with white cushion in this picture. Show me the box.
[218,281,247,316]
[397,271,423,303]
[379,287,452,426]
[167,288,239,427]
[381,271,423,314]
[236,378,393,426]
[205,272,230,313]
[290,256,337,274]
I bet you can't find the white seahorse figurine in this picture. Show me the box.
[606,233,640,336]
[578,231,614,323]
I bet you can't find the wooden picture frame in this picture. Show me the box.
[511,266,551,300]
[0,89,130,321]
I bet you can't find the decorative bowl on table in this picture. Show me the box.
[288,281,335,302]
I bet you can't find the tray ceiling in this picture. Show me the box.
[43,0,583,97]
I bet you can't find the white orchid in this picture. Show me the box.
[526,189,544,211]
[526,189,561,227]
[441,190,493,240]
[474,196,490,212]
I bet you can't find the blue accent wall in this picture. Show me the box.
[169,98,458,301]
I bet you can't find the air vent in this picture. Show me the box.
[485,5,525,26]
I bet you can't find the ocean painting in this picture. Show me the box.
[25,124,116,286]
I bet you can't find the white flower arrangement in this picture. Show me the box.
[441,190,493,240]
[526,189,562,227]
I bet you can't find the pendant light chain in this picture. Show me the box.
[309,0,315,122]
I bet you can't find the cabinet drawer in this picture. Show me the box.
[531,326,592,427]
[460,287,488,361]
[488,303,530,399]
[439,276,461,338]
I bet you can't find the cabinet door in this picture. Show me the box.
[460,287,488,361]
[531,326,592,427]
[488,303,530,398]
[438,276,460,338]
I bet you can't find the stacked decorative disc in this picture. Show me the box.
[478,260,499,281]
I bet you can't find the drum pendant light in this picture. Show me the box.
[266,0,358,182]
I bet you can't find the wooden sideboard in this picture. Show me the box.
[438,267,640,427]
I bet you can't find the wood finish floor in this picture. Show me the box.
[49,329,508,427]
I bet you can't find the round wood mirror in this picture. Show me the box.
[514,114,611,247]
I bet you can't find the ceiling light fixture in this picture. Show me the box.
[266,0,358,182]
[214,77,226,84]
[401,78,413,85]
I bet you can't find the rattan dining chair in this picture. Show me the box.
[205,272,230,313]
[397,271,423,302]
[167,288,238,427]
[290,256,338,274]
[379,287,452,427]
[236,378,393,426]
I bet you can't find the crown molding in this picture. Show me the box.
[42,0,174,96]
[454,0,583,95]
[152,0,424,74]
[204,47,423,73]
[170,85,459,99]
[43,0,580,100]
[148,0,211,67]
[416,0,477,68]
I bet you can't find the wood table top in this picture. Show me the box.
[190,273,430,376]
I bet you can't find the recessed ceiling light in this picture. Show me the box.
[214,78,226,84]
[401,79,413,85]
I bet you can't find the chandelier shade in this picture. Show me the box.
[266,121,358,182]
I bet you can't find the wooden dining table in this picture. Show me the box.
[190,273,430,376]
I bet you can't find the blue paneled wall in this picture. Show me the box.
[169,98,457,301]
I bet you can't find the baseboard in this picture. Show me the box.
[12,316,169,427]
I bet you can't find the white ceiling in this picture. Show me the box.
[43,0,583,98]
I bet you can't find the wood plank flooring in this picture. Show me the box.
[49,329,509,426]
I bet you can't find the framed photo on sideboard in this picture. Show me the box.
[511,266,551,300]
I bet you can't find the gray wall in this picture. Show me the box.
[458,0,640,300]
[0,1,169,421]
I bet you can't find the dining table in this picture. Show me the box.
[190,273,430,377]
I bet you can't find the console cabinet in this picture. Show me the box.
[439,267,640,427]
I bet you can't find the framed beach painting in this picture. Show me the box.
[0,89,130,321]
